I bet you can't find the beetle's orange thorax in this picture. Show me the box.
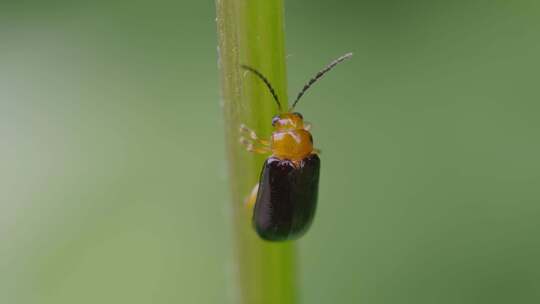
[271,113,313,162]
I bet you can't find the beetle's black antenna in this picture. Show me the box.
[240,65,282,112]
[290,52,353,110]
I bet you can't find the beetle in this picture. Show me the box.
[239,53,352,241]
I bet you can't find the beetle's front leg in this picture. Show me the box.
[239,124,271,154]
[239,138,271,154]
[239,124,270,146]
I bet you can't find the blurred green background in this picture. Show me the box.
[2,0,540,303]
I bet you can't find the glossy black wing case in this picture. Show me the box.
[253,154,320,241]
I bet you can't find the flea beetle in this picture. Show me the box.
[240,53,352,241]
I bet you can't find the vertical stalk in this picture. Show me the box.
[216,0,297,304]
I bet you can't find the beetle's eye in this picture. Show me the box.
[271,116,280,126]
[293,112,303,119]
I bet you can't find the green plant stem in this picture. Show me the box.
[216,0,297,304]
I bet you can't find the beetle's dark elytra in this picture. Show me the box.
[253,154,320,241]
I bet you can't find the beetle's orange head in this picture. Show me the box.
[271,112,304,132]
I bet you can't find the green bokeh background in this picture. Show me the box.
[2,1,540,303]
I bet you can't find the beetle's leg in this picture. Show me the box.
[239,124,270,146]
[239,137,271,154]
[239,124,271,154]
[304,121,312,131]
[244,183,259,211]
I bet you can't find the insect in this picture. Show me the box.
[240,53,353,241]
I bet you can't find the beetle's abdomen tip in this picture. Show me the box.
[254,228,307,242]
